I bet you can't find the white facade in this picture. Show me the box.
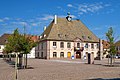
[0,45,5,55]
[27,47,35,58]
[35,40,100,59]
[0,44,35,58]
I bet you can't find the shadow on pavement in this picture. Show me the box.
[3,59,34,69]
[87,78,120,80]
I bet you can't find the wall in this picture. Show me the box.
[49,41,74,58]
[0,45,4,55]
[27,47,35,58]
[35,40,100,59]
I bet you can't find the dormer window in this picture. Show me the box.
[58,34,62,38]
[88,36,92,40]
[82,36,86,39]
[65,34,68,38]
[5,39,8,43]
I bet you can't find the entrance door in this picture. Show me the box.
[76,52,81,59]
[67,52,71,58]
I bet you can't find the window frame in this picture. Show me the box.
[85,43,88,48]
[53,52,57,58]
[77,43,80,48]
[97,43,99,49]
[41,43,43,50]
[53,42,57,47]
[60,52,64,58]
[60,42,64,48]
[91,43,94,49]
[67,42,71,48]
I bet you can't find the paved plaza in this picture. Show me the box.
[0,58,120,80]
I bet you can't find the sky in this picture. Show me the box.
[0,0,120,41]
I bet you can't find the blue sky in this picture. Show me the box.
[0,0,120,40]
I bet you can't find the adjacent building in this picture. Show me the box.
[0,34,11,57]
[0,33,39,58]
[35,15,102,59]
[115,40,120,54]
[102,40,110,58]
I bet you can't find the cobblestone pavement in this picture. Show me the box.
[0,58,120,80]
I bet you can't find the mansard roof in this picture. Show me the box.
[40,17,99,42]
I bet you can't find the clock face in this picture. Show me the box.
[68,17,71,21]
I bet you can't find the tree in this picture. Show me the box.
[20,36,36,68]
[106,27,117,65]
[4,28,37,68]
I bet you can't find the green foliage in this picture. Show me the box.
[4,36,14,53]
[4,28,36,54]
[106,27,116,56]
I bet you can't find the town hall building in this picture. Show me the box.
[35,14,102,59]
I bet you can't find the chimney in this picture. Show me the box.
[54,15,57,24]
[44,26,46,31]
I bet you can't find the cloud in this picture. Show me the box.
[67,4,73,7]
[0,19,4,22]
[12,21,28,26]
[66,2,111,15]
[40,15,54,20]
[4,17,10,20]
[31,22,41,26]
[77,3,104,14]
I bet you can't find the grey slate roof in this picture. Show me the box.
[40,18,99,42]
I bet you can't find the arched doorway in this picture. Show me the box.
[67,52,71,58]
[76,52,81,59]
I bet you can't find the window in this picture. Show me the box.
[116,47,118,51]
[53,42,57,47]
[91,44,94,49]
[41,52,43,58]
[88,36,92,40]
[85,43,88,48]
[38,44,39,50]
[82,36,86,39]
[60,52,64,57]
[37,52,39,58]
[58,34,62,38]
[41,43,43,49]
[60,42,64,48]
[77,43,80,48]
[97,43,99,49]
[67,42,71,48]
[53,52,57,58]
